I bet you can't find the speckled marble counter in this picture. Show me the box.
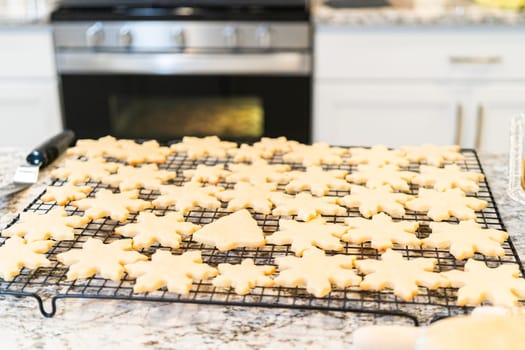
[313,0,525,26]
[0,149,523,349]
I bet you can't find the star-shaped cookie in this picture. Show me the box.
[2,207,88,242]
[412,165,485,193]
[338,185,412,218]
[405,188,488,221]
[346,164,417,192]
[271,192,347,221]
[152,183,223,214]
[227,144,268,163]
[212,258,275,295]
[216,182,277,214]
[400,144,465,167]
[267,218,346,256]
[424,220,508,260]
[71,189,152,222]
[102,164,176,191]
[66,135,122,158]
[285,166,350,196]
[57,238,147,281]
[252,136,295,156]
[442,259,525,307]
[274,247,361,297]
[51,158,120,184]
[192,209,266,251]
[0,236,53,281]
[115,212,201,249]
[282,142,348,166]
[107,139,172,165]
[342,213,420,251]
[170,136,237,159]
[41,183,92,205]
[355,249,447,301]
[226,161,291,185]
[125,250,217,294]
[183,164,231,184]
[347,145,409,167]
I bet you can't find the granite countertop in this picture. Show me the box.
[313,0,525,26]
[0,148,523,349]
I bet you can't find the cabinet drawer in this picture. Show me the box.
[0,27,55,78]
[316,27,525,80]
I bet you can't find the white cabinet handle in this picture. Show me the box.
[455,104,463,146]
[449,56,503,64]
[475,104,484,150]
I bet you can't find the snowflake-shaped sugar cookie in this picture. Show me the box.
[282,142,348,166]
[115,212,201,249]
[106,139,172,165]
[152,183,223,214]
[183,164,231,184]
[212,258,275,295]
[267,218,347,256]
[66,135,122,158]
[400,144,465,167]
[355,249,447,301]
[227,144,268,163]
[253,136,295,156]
[170,136,237,159]
[347,145,409,167]
[216,182,277,214]
[285,166,350,196]
[406,188,488,221]
[412,165,485,193]
[342,213,420,251]
[424,220,508,260]
[271,192,347,221]
[338,185,412,218]
[226,161,291,185]
[0,236,53,281]
[102,164,176,191]
[274,247,361,297]
[346,164,417,192]
[442,259,525,307]
[2,208,88,242]
[51,158,120,184]
[57,238,147,281]
[192,209,266,251]
[41,183,92,205]
[71,189,152,222]
[125,250,217,294]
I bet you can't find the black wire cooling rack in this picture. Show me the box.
[0,148,523,324]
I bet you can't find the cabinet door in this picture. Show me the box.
[314,82,462,148]
[0,81,62,148]
[472,85,525,154]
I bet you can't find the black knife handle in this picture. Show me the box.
[26,130,75,168]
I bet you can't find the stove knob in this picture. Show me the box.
[256,25,271,49]
[172,27,186,48]
[119,26,133,47]
[223,25,239,49]
[85,23,104,47]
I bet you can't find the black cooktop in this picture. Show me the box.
[56,0,308,8]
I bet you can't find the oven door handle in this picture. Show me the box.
[56,52,311,75]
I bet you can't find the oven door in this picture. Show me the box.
[58,52,311,143]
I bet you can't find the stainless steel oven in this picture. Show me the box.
[51,0,312,143]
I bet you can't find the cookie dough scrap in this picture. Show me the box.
[339,185,412,218]
[400,144,465,167]
[442,259,525,307]
[115,212,201,249]
[227,143,269,163]
[342,213,420,251]
[274,247,361,298]
[51,158,120,184]
[72,189,152,222]
[216,182,277,214]
[424,220,508,260]
[183,164,231,185]
[57,238,147,282]
[102,164,176,191]
[282,142,348,166]
[41,182,92,205]
[226,160,291,185]
[66,135,122,158]
[152,182,223,214]
[192,209,266,251]
[170,136,237,159]
[347,145,409,167]
[108,139,172,165]
[285,166,350,196]
[406,188,488,221]
[412,164,485,193]
[212,258,275,295]
[2,207,88,242]
[0,236,53,281]
[355,249,447,301]
[125,250,217,294]
[253,136,296,156]
[346,164,417,192]
[271,192,347,221]
[267,218,347,256]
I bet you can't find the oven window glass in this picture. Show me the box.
[109,96,264,140]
